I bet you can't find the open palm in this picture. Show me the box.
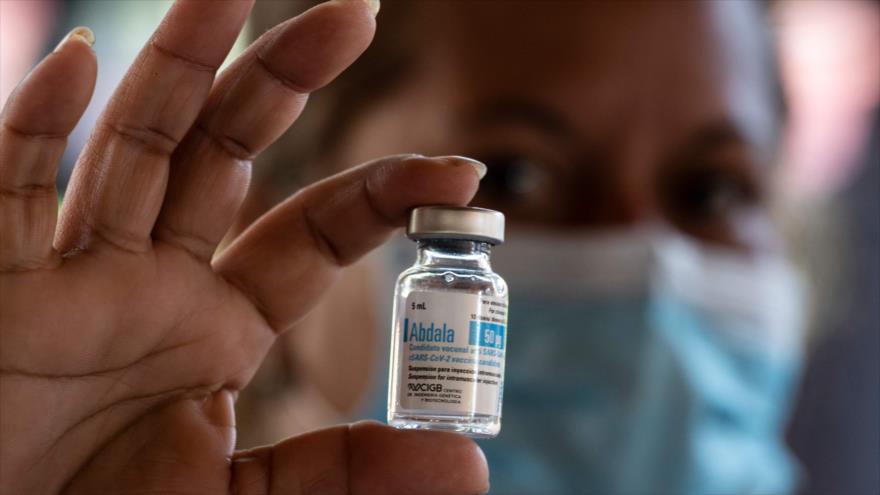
[0,1,488,493]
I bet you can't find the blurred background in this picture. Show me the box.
[1,1,878,494]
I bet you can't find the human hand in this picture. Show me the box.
[0,1,488,493]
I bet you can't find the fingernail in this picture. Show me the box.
[55,26,95,52]
[444,156,487,180]
[333,0,379,17]
[363,0,380,16]
[392,153,425,160]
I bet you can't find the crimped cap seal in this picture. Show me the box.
[407,206,505,245]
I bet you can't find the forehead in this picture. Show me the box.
[415,1,777,156]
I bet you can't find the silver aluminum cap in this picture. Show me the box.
[407,206,505,245]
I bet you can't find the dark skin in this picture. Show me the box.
[0,1,487,493]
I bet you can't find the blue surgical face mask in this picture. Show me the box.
[475,226,806,495]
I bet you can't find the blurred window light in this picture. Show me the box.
[775,0,880,199]
[1,0,251,191]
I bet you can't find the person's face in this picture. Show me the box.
[334,1,779,250]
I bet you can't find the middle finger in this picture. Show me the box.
[55,0,253,254]
[153,0,377,261]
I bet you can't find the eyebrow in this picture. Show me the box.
[665,118,770,190]
[461,97,576,140]
[680,120,748,156]
[671,118,769,170]
[463,99,765,167]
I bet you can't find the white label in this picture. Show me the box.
[397,291,508,416]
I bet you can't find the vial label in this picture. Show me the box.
[397,291,508,415]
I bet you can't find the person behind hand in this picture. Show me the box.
[235,2,807,494]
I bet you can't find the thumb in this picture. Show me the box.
[231,420,490,494]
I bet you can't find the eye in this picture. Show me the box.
[469,151,573,225]
[659,161,762,245]
[666,167,752,218]
[477,152,548,201]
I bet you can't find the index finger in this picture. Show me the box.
[214,155,485,332]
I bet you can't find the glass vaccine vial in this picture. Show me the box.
[387,206,508,438]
